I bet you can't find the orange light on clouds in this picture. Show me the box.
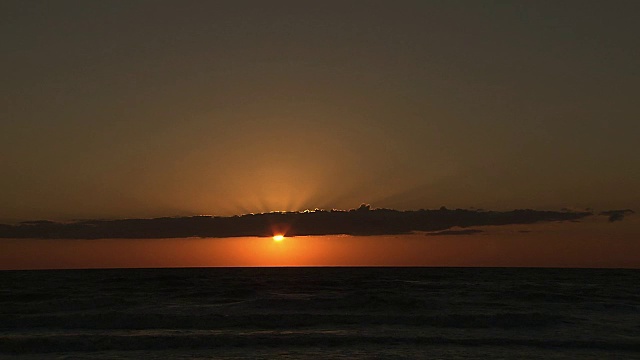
[270,222,291,240]
[1,217,639,270]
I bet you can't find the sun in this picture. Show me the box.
[272,234,285,242]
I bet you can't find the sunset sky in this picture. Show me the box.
[1,1,638,269]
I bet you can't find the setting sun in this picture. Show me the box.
[273,235,285,242]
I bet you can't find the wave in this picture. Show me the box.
[2,267,638,356]
[1,332,639,354]
[0,312,570,331]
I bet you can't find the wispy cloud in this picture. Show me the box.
[600,209,635,222]
[425,229,484,236]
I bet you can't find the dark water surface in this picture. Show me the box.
[1,267,639,359]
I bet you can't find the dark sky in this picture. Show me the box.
[2,1,639,221]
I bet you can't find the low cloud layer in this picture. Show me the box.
[0,205,599,239]
[600,209,635,222]
[425,229,484,236]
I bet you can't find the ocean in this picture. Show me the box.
[1,267,638,359]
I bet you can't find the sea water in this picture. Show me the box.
[1,267,639,359]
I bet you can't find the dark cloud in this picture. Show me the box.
[426,229,484,236]
[600,209,635,222]
[0,206,593,239]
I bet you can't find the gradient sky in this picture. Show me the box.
[1,1,639,269]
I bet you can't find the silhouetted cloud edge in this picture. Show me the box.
[425,229,485,236]
[599,209,635,222]
[0,205,604,239]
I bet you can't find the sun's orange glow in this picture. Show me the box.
[273,234,285,242]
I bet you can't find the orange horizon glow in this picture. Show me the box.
[3,2,638,274]
[0,218,638,270]
[0,230,639,271]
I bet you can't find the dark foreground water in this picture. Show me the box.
[1,267,639,359]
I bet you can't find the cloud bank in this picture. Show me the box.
[425,229,485,236]
[600,209,635,222]
[0,205,598,239]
